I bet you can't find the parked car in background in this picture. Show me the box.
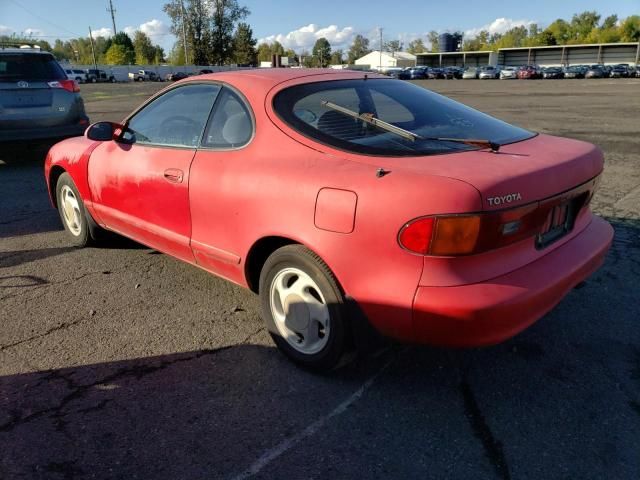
[517,65,542,79]
[165,71,188,81]
[563,66,585,79]
[585,65,606,79]
[85,69,116,83]
[65,68,87,83]
[199,69,214,74]
[128,69,161,82]
[44,69,613,371]
[444,66,463,79]
[500,66,518,79]
[408,67,428,79]
[427,67,446,79]
[478,66,500,79]
[0,45,89,144]
[390,68,411,80]
[462,67,479,79]
[635,66,640,78]
[610,64,631,78]
[542,67,564,79]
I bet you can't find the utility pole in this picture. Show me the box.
[181,0,189,65]
[88,27,98,70]
[106,0,117,35]
[379,27,383,71]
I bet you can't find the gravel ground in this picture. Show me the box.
[1,78,639,480]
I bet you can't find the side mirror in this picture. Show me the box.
[86,121,119,141]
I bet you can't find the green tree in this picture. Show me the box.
[620,15,640,42]
[570,11,601,42]
[105,44,129,65]
[209,0,250,65]
[133,31,156,64]
[347,34,370,63]
[330,49,344,65]
[384,40,403,56]
[427,31,439,52]
[407,38,426,54]
[105,31,135,63]
[312,37,331,67]
[545,19,571,44]
[164,0,250,65]
[168,41,186,65]
[602,14,618,30]
[232,22,256,65]
[256,42,271,62]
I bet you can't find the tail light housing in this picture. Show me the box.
[48,79,80,93]
[399,179,597,256]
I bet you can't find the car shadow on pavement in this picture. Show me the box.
[0,217,637,479]
[0,247,76,269]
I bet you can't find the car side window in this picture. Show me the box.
[125,84,221,148]
[202,88,253,148]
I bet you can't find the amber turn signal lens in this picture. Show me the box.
[430,216,481,255]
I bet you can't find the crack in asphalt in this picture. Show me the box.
[460,373,511,480]
[0,328,263,434]
[0,318,86,352]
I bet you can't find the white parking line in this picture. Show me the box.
[229,356,396,480]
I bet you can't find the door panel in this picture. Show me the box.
[87,83,221,262]
[89,142,196,262]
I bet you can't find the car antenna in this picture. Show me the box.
[376,168,390,178]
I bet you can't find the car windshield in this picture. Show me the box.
[0,53,66,81]
[273,78,534,157]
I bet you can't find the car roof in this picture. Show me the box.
[186,68,386,89]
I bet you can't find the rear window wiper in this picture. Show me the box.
[321,100,420,142]
[321,100,500,151]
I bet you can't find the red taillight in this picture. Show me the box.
[399,210,537,256]
[48,79,80,93]
[398,217,434,254]
[399,179,597,257]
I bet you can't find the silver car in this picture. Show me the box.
[500,66,518,79]
[462,67,478,79]
[0,46,89,143]
[478,66,500,79]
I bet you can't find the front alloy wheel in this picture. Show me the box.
[56,173,92,247]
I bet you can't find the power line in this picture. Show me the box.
[7,0,81,38]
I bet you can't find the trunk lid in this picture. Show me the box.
[368,134,603,211]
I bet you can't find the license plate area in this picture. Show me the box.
[535,195,585,249]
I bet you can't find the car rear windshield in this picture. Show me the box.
[0,53,66,81]
[273,78,534,156]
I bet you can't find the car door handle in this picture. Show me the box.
[163,168,184,183]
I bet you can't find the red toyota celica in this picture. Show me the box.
[44,69,613,370]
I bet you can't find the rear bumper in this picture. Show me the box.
[411,215,613,347]
[0,121,88,142]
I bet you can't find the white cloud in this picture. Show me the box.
[91,27,113,39]
[258,23,356,52]
[464,18,536,38]
[23,27,44,37]
[0,25,14,36]
[123,19,173,49]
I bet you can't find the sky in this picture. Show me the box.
[1,0,638,53]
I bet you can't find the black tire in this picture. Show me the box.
[55,173,92,247]
[259,245,353,371]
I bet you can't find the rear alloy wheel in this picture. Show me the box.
[56,173,92,247]
[259,245,352,371]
